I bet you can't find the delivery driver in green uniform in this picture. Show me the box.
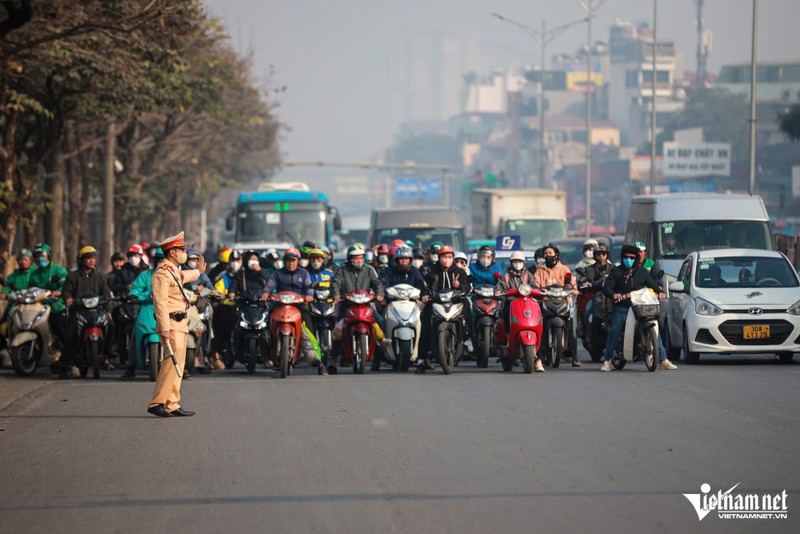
[147,231,205,417]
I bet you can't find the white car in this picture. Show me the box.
[665,249,800,363]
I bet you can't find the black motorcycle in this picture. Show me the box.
[539,284,574,368]
[233,293,270,374]
[308,284,337,368]
[472,284,500,368]
[430,288,467,375]
[72,295,112,379]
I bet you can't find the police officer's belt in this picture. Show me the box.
[169,312,187,321]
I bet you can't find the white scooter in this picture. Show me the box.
[8,288,60,377]
[382,284,422,372]
[612,288,660,372]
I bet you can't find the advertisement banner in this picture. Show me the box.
[566,61,602,93]
[663,142,731,178]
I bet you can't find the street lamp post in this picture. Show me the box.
[573,0,611,237]
[493,13,584,189]
[748,0,758,195]
[650,0,658,194]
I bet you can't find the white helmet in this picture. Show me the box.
[510,251,526,262]
[454,251,468,262]
[583,238,599,249]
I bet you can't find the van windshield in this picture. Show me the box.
[656,221,771,260]
[375,228,463,250]
[504,219,568,248]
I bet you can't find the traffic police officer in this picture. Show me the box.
[147,231,205,417]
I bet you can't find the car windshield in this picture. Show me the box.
[376,227,462,251]
[656,221,771,260]
[696,257,799,288]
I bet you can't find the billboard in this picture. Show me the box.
[663,142,731,178]
[566,61,602,93]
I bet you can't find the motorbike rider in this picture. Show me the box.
[633,241,663,281]
[417,245,472,374]
[228,250,270,298]
[599,244,678,372]
[496,251,545,373]
[28,243,69,359]
[380,247,428,298]
[61,246,113,378]
[470,246,504,286]
[307,248,334,288]
[211,249,242,365]
[374,244,390,271]
[121,247,162,379]
[421,242,443,278]
[575,238,599,271]
[330,244,385,374]
[183,249,214,291]
[300,241,316,269]
[208,246,232,283]
[319,246,338,274]
[578,244,613,344]
[1,248,34,299]
[411,248,426,271]
[259,248,282,275]
[534,243,581,367]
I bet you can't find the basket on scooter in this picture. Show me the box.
[632,303,660,320]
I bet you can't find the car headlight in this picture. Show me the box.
[788,299,800,316]
[694,297,723,316]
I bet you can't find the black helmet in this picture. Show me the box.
[534,247,544,259]
[394,247,413,261]
[593,244,609,255]
[229,250,242,261]
[110,251,125,262]
[544,243,560,256]
[621,244,640,260]
[412,247,425,259]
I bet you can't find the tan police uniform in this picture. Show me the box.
[148,232,199,413]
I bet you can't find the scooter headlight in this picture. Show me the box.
[279,293,299,304]
[476,286,494,298]
[316,289,330,300]
[81,296,100,309]
[518,284,532,297]
[239,320,249,328]
[254,320,268,329]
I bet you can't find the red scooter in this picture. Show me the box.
[494,283,544,374]
[269,291,305,378]
[340,290,377,374]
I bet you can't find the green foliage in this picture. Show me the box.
[778,105,800,142]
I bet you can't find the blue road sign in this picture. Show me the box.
[496,235,522,251]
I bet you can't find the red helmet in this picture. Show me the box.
[389,245,400,256]
[127,244,144,255]
[376,243,390,255]
[438,245,455,256]
[391,239,406,248]
[284,247,301,260]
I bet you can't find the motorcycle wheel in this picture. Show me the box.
[246,338,257,375]
[478,325,491,368]
[279,335,290,378]
[521,344,535,374]
[398,339,412,372]
[80,366,88,378]
[612,351,627,370]
[501,359,514,372]
[353,334,367,375]
[438,330,454,375]
[644,326,658,372]
[551,329,561,369]
[148,343,160,382]
[11,340,39,377]
[90,340,101,379]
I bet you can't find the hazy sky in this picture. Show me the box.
[204,0,800,164]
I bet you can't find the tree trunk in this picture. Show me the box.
[0,106,19,275]
[44,131,66,265]
[101,119,116,267]
[66,123,82,261]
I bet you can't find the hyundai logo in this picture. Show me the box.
[747,307,764,316]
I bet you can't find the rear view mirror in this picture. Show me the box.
[225,210,234,232]
[668,281,685,293]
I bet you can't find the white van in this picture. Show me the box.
[625,194,773,279]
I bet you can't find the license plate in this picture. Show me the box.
[743,325,770,339]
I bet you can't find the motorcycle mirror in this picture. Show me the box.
[493,272,502,280]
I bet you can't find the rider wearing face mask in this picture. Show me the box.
[306,248,334,289]
[411,248,426,271]
[575,238,598,271]
[28,243,69,353]
[600,244,677,372]
[421,242,443,278]
[470,246,504,286]
[379,247,428,299]
[227,250,270,299]
[212,250,242,365]
[534,244,581,367]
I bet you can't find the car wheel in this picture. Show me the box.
[663,320,681,360]
[682,324,700,364]
[777,352,794,363]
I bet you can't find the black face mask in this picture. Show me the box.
[544,256,557,268]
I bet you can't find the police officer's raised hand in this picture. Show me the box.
[195,255,206,273]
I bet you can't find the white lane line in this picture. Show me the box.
[371,418,389,427]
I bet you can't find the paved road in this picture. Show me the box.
[0,352,797,533]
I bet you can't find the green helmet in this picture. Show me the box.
[347,244,366,257]
[33,243,52,258]
[428,242,444,254]
[633,241,646,252]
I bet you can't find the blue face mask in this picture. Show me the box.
[36,258,48,268]
[622,258,635,269]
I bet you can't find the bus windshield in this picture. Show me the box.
[655,220,772,260]
[504,219,567,248]
[237,201,327,245]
